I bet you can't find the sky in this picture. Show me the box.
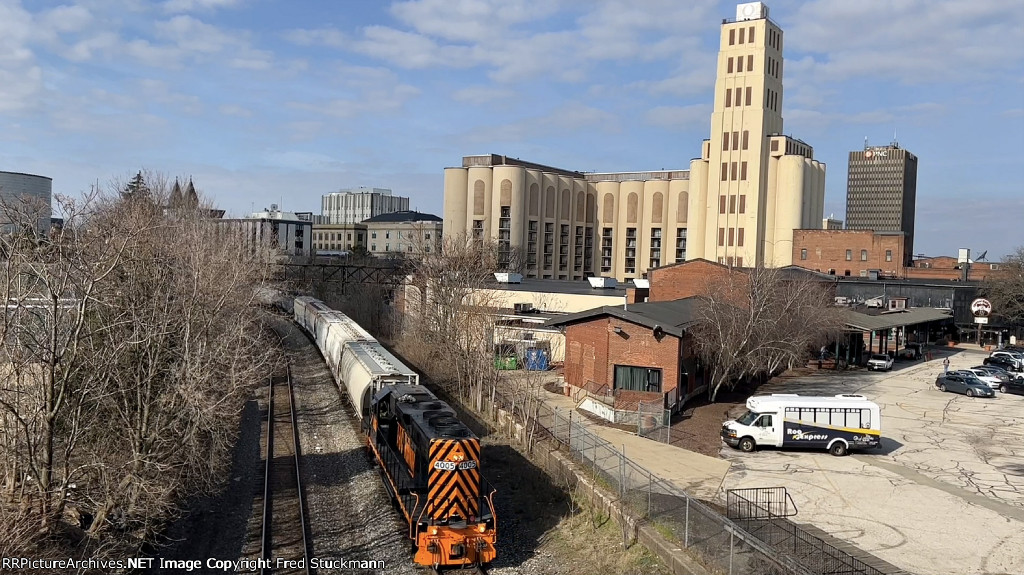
[1,0,1022,259]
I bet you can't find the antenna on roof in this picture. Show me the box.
[978,250,988,261]
[892,127,898,147]
[864,136,868,149]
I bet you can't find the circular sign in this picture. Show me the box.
[971,298,992,317]
[742,4,756,17]
[864,150,874,159]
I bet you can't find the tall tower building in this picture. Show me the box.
[845,143,918,265]
[687,2,825,268]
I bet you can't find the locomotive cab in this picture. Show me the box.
[367,384,497,567]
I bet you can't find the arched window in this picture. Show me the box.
[473,180,485,215]
[499,179,512,206]
[626,193,638,223]
[651,192,663,223]
[529,183,539,217]
[602,193,615,223]
[676,191,689,222]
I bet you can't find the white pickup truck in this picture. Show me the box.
[867,353,893,371]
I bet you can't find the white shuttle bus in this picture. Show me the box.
[721,394,881,456]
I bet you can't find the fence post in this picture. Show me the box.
[647,471,652,518]
[684,497,690,548]
[729,529,734,575]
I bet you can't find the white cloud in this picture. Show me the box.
[785,0,1024,84]
[283,27,347,48]
[0,1,43,113]
[39,4,93,33]
[288,65,421,119]
[163,0,240,13]
[219,104,252,117]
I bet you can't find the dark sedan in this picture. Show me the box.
[983,355,1023,374]
[934,373,996,397]
[996,378,1024,395]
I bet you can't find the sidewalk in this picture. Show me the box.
[537,388,731,501]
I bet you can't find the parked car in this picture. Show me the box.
[953,369,1001,389]
[934,373,996,397]
[990,351,1024,370]
[996,378,1024,396]
[867,353,894,371]
[983,355,1024,374]
[972,365,1024,382]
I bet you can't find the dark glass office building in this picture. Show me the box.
[845,144,918,265]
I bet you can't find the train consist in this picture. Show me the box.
[290,295,497,568]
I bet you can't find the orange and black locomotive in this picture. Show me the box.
[364,383,497,568]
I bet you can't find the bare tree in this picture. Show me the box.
[0,173,278,555]
[690,266,846,401]
[983,246,1024,323]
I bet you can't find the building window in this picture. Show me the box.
[736,256,743,267]
[544,222,554,269]
[601,227,613,273]
[735,87,743,106]
[718,228,725,247]
[737,228,744,247]
[731,162,738,180]
[721,162,728,181]
[614,365,661,393]
[425,232,431,240]
[748,26,754,43]
[845,249,852,261]
[723,132,729,150]
[732,131,739,149]
[801,248,808,260]
[729,29,735,45]
[527,220,538,267]
[371,231,377,239]
[649,228,661,269]
[675,228,687,262]
[771,140,778,152]
[385,243,390,251]
[371,244,376,251]
[727,57,733,73]
[739,27,745,43]
[385,231,390,239]
[885,250,892,262]
[861,249,868,261]
[347,233,352,241]
[624,228,637,274]
[742,130,749,150]
[729,195,736,214]
[719,195,727,214]
[739,195,746,213]
[737,56,744,72]
[745,86,752,106]
[728,228,735,247]
[741,162,748,180]
[747,54,753,71]
[725,89,731,107]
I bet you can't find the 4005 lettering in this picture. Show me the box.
[433,460,477,471]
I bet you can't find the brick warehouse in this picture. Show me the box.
[790,229,906,278]
[547,298,707,413]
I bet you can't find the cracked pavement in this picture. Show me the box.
[718,346,1024,575]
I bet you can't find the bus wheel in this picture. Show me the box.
[738,437,756,452]
[829,441,848,457]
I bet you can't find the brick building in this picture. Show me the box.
[790,229,906,278]
[546,299,705,413]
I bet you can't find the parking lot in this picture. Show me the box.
[719,347,1024,575]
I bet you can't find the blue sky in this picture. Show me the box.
[2,0,1022,259]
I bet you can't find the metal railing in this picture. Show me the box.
[478,383,894,575]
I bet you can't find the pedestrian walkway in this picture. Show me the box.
[538,388,731,501]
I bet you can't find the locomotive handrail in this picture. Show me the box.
[485,488,497,541]
[410,492,423,540]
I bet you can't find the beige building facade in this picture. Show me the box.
[312,223,366,252]
[686,2,825,269]
[442,2,823,281]
[364,210,442,256]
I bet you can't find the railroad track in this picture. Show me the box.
[260,365,311,575]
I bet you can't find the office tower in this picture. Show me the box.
[845,143,918,264]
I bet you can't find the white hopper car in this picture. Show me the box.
[293,296,419,417]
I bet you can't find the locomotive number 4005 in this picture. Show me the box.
[433,460,477,471]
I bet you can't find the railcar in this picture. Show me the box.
[366,383,497,568]
[340,340,419,417]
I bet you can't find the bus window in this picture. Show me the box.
[860,408,871,428]
[814,408,830,425]
[830,408,845,427]
[845,409,861,429]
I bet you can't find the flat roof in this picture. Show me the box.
[844,307,954,332]
[485,277,629,297]
[545,297,701,337]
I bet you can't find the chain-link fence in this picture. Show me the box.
[637,398,671,443]
[480,385,816,575]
